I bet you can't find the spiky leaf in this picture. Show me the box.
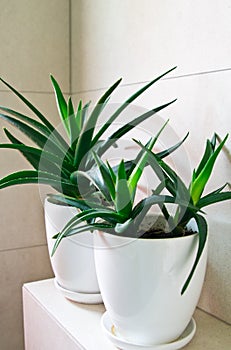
[181,214,207,295]
[115,160,132,217]
[190,134,228,204]
[92,67,177,144]
[50,75,69,133]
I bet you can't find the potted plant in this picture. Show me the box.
[0,67,178,303]
[50,128,231,347]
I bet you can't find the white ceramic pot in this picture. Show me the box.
[44,198,102,304]
[94,217,208,346]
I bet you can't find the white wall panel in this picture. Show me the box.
[71,0,231,92]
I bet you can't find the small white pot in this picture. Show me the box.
[44,198,101,303]
[94,217,208,345]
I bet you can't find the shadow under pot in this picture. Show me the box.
[44,198,102,304]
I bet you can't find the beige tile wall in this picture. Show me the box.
[0,0,69,92]
[71,0,231,92]
[0,1,70,349]
[0,246,53,349]
[71,0,231,324]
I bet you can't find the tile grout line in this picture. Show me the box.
[0,90,59,95]
[0,243,48,254]
[197,306,231,326]
[1,67,231,96]
[71,67,231,95]
[69,0,72,95]
[163,67,231,80]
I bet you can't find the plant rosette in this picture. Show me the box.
[51,127,231,345]
[0,68,177,304]
[44,198,102,303]
[94,215,208,347]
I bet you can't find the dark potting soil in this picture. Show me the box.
[139,228,196,239]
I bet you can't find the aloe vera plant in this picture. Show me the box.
[48,122,178,248]
[134,132,231,293]
[0,67,176,196]
[49,131,231,294]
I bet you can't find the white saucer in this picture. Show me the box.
[101,311,196,350]
[54,278,103,304]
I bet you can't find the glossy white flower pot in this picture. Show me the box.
[94,217,208,346]
[44,198,102,304]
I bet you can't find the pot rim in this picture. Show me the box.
[96,214,198,242]
[96,229,199,243]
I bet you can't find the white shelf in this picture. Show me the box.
[23,278,230,350]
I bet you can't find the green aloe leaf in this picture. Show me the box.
[197,191,231,208]
[81,100,91,126]
[2,128,74,172]
[0,78,73,159]
[67,222,114,236]
[127,148,149,199]
[75,100,83,131]
[0,106,72,158]
[0,77,73,158]
[142,143,194,226]
[74,78,122,168]
[190,134,229,205]
[0,112,71,161]
[55,222,114,239]
[130,194,175,233]
[47,193,107,212]
[0,106,51,135]
[2,131,65,177]
[0,77,55,131]
[181,213,207,295]
[128,121,169,198]
[62,208,123,234]
[132,194,200,220]
[156,132,189,159]
[0,170,77,195]
[72,100,92,169]
[52,220,115,255]
[106,160,116,183]
[134,138,190,203]
[92,67,177,145]
[125,133,189,179]
[3,128,42,170]
[159,160,189,204]
[133,139,174,195]
[93,152,116,201]
[0,77,71,150]
[115,218,133,234]
[197,183,228,199]
[70,168,111,201]
[0,169,68,183]
[115,160,133,218]
[131,194,174,219]
[0,141,74,175]
[0,113,46,147]
[151,183,175,228]
[194,139,213,177]
[51,210,88,254]
[50,75,69,134]
[210,133,217,150]
[52,208,122,255]
[67,97,79,149]
[98,99,176,157]
[47,194,93,211]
